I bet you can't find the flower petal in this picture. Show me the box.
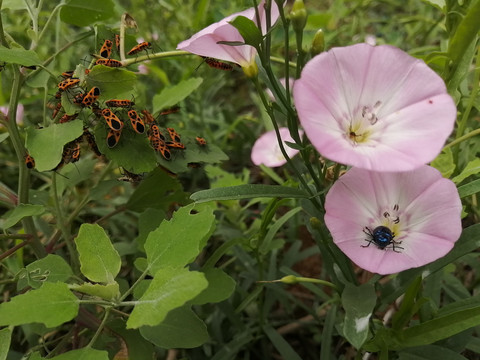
[324,165,462,274]
[251,127,302,167]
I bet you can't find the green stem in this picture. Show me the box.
[443,127,480,151]
[87,307,112,348]
[36,4,64,45]
[121,50,192,67]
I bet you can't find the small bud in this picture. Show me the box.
[242,61,259,78]
[290,0,307,32]
[309,217,323,230]
[311,29,325,56]
[280,275,298,284]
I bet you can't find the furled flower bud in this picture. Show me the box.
[290,0,307,32]
[310,29,325,56]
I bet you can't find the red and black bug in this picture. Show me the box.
[81,87,100,108]
[101,108,124,131]
[160,105,180,115]
[202,57,235,71]
[24,153,35,169]
[141,109,156,125]
[99,39,113,59]
[106,128,122,148]
[127,41,152,56]
[59,113,79,123]
[127,110,145,134]
[58,78,80,91]
[195,136,207,146]
[95,58,123,68]
[83,128,102,156]
[105,99,135,108]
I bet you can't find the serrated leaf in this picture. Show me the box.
[0,46,41,66]
[431,148,455,178]
[94,123,157,174]
[229,16,263,48]
[152,78,203,114]
[50,348,109,360]
[190,184,308,203]
[342,283,377,349]
[191,268,236,305]
[1,204,45,229]
[126,167,188,212]
[145,203,215,274]
[23,254,73,289]
[75,224,121,283]
[60,0,115,27]
[0,328,11,360]
[70,282,120,300]
[452,158,480,184]
[86,65,137,100]
[139,306,209,349]
[127,267,208,328]
[0,282,78,327]
[25,120,84,171]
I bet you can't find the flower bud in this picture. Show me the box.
[242,61,259,78]
[290,0,307,32]
[311,29,325,56]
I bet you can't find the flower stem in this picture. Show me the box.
[443,127,480,151]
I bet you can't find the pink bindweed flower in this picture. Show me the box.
[266,77,295,102]
[177,1,281,73]
[324,165,462,275]
[251,127,303,167]
[293,43,456,172]
[0,104,24,125]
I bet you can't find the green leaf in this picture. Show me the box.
[191,268,236,305]
[458,179,480,198]
[152,78,203,114]
[127,267,208,328]
[0,46,41,66]
[420,0,446,11]
[341,283,377,349]
[1,204,45,229]
[0,133,9,144]
[70,282,120,300]
[264,325,303,360]
[25,120,84,172]
[145,203,215,274]
[431,148,455,178]
[0,328,11,360]
[75,224,121,283]
[452,158,480,184]
[126,167,189,212]
[94,123,157,174]
[0,282,78,327]
[229,16,263,49]
[108,319,155,359]
[391,277,426,331]
[60,0,115,27]
[50,348,109,360]
[22,254,73,289]
[398,345,468,360]
[259,207,302,255]
[446,0,480,83]
[2,0,28,9]
[135,208,166,250]
[191,184,309,203]
[400,304,480,348]
[86,65,137,100]
[139,306,209,349]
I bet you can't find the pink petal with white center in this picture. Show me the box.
[251,127,303,167]
[294,43,456,172]
[324,165,462,275]
[177,1,281,67]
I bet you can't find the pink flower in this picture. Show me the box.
[251,127,303,167]
[324,165,462,275]
[0,104,24,125]
[177,1,280,69]
[266,77,295,101]
[293,44,456,172]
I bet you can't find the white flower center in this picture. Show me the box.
[346,101,382,145]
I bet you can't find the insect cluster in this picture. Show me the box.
[27,34,210,177]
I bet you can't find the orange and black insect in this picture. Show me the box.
[149,124,165,141]
[59,113,79,123]
[127,110,145,134]
[81,87,100,108]
[70,142,81,163]
[106,129,121,148]
[99,39,113,58]
[160,105,180,115]
[115,34,120,53]
[167,127,181,143]
[105,99,135,108]
[196,136,207,146]
[151,137,171,160]
[202,57,235,71]
[58,78,80,91]
[166,141,185,150]
[61,70,75,78]
[95,58,123,68]
[101,108,124,131]
[73,93,86,106]
[141,109,156,125]
[127,41,152,56]
[83,128,102,156]
[118,168,143,183]
[24,153,35,169]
